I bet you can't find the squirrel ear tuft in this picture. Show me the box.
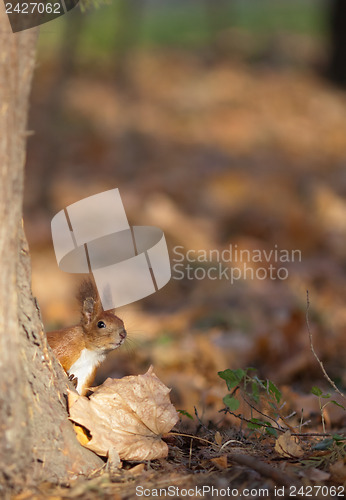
[82,297,95,325]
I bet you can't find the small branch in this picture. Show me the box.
[306,291,346,401]
[227,452,300,489]
[273,408,296,433]
[220,407,332,437]
[167,432,218,447]
[244,394,296,433]
[188,438,193,469]
[243,396,284,431]
[194,406,210,433]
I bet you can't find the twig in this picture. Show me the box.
[188,438,193,469]
[243,396,285,431]
[220,439,246,452]
[227,452,300,489]
[219,408,333,437]
[194,406,210,433]
[299,408,304,434]
[168,431,245,447]
[306,291,346,401]
[167,432,218,447]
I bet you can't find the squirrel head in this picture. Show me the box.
[81,296,126,353]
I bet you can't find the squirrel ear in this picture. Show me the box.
[82,297,95,325]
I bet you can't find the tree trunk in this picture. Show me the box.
[0,7,103,493]
[328,0,346,87]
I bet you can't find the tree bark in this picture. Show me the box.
[328,0,346,87]
[0,6,103,493]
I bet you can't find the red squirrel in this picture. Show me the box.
[47,280,126,396]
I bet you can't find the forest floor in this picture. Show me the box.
[18,36,346,498]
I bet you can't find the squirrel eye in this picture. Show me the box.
[97,321,106,329]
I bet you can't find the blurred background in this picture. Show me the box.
[24,0,346,425]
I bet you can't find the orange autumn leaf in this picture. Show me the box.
[72,423,91,447]
[275,431,304,458]
[211,455,228,469]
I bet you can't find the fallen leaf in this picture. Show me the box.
[214,431,222,446]
[330,459,346,483]
[210,455,228,469]
[301,467,330,481]
[73,423,91,447]
[68,366,179,461]
[275,431,304,458]
[128,463,146,475]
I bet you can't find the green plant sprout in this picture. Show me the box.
[218,367,295,438]
[310,386,345,434]
[301,435,346,470]
[177,409,194,420]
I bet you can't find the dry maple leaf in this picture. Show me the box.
[210,455,228,469]
[68,366,179,461]
[274,431,304,459]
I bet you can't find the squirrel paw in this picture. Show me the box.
[68,374,78,389]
